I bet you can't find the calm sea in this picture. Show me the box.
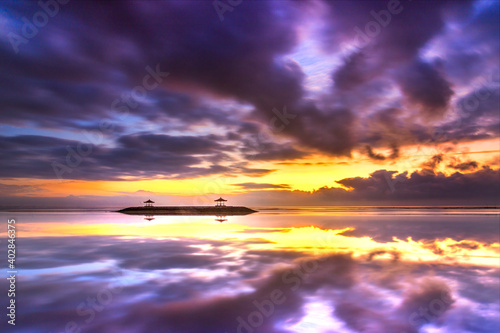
[0,207,499,332]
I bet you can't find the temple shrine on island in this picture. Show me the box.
[118,197,256,216]
[144,199,155,207]
[214,197,227,207]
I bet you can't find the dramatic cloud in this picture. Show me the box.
[447,160,479,171]
[397,60,454,118]
[242,142,309,162]
[0,134,275,180]
[421,154,444,169]
[365,144,399,161]
[0,0,498,203]
[334,167,500,205]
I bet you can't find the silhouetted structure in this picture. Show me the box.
[214,197,227,207]
[144,199,154,207]
[118,199,256,216]
[215,215,227,223]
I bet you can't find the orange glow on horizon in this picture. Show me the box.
[2,138,499,198]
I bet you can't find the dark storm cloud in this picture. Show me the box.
[0,0,498,182]
[242,142,309,162]
[62,0,304,117]
[280,104,356,156]
[0,0,355,167]
[0,1,355,161]
[137,90,233,125]
[421,154,444,169]
[324,0,496,148]
[359,107,421,153]
[434,84,500,142]
[0,134,231,180]
[397,60,454,118]
[334,167,500,205]
[116,133,223,155]
[326,0,469,89]
[0,1,304,130]
[364,143,399,161]
[332,51,371,90]
[442,51,485,85]
[323,0,474,61]
[447,160,479,171]
[0,135,84,179]
[365,145,386,160]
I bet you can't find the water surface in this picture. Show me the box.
[1,207,499,332]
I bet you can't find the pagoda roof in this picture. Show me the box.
[214,197,227,201]
[144,199,155,203]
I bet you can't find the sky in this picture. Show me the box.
[0,0,499,208]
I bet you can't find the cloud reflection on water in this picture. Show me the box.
[0,209,498,332]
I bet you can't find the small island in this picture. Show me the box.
[117,198,257,216]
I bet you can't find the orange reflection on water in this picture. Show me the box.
[12,220,500,267]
